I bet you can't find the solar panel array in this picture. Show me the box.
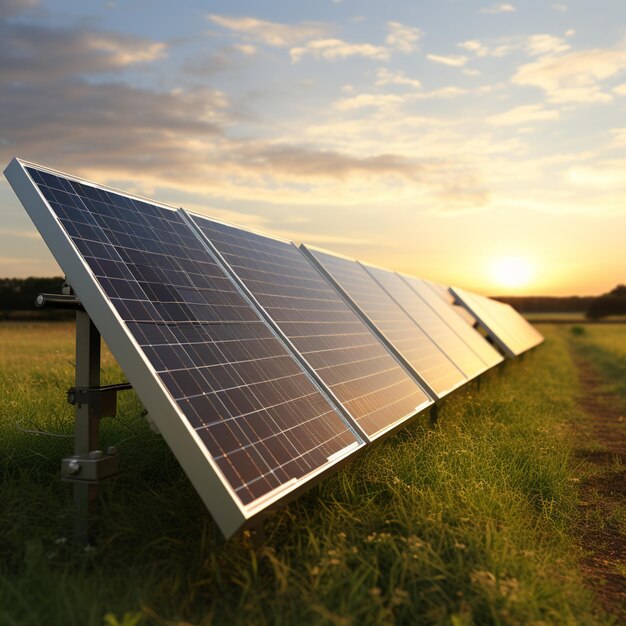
[450,286,544,357]
[362,264,489,379]
[187,215,432,438]
[301,246,468,398]
[400,275,503,369]
[5,157,543,538]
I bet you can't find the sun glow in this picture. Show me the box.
[489,256,535,290]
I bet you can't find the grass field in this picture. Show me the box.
[0,322,624,626]
[524,312,626,322]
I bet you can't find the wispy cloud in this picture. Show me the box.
[426,53,468,67]
[0,23,168,83]
[458,33,569,59]
[206,15,329,47]
[487,103,560,126]
[513,47,626,103]
[334,86,466,111]
[386,21,422,53]
[334,93,407,111]
[525,34,570,56]
[375,67,422,88]
[290,39,389,63]
[481,3,516,14]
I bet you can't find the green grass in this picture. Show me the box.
[568,325,626,403]
[0,322,616,625]
[524,312,626,322]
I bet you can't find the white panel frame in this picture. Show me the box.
[3,157,365,537]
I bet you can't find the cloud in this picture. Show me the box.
[334,87,466,111]
[375,67,421,88]
[290,38,389,63]
[206,15,329,47]
[487,103,560,126]
[0,0,38,19]
[386,21,422,53]
[458,40,489,57]
[481,3,516,14]
[0,22,168,83]
[567,160,626,188]
[552,3,567,12]
[426,53,468,67]
[334,93,407,111]
[459,33,569,59]
[609,128,626,148]
[525,34,570,56]
[613,82,626,95]
[513,47,626,103]
[0,11,483,213]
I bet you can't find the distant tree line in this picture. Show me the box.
[0,277,624,320]
[0,277,72,319]
[496,284,626,319]
[494,295,595,313]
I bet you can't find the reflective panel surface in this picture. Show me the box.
[451,286,543,357]
[363,265,488,379]
[189,215,432,438]
[25,166,360,506]
[400,275,503,369]
[303,247,467,397]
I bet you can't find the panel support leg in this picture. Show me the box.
[72,310,101,546]
[429,404,439,427]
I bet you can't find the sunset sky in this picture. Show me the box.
[1,0,625,295]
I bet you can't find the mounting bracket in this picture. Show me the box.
[37,283,133,546]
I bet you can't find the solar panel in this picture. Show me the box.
[301,246,468,398]
[399,275,503,370]
[450,286,543,357]
[186,214,432,439]
[4,158,364,537]
[362,264,491,379]
[423,279,480,327]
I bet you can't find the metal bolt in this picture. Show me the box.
[67,459,81,475]
[88,450,103,459]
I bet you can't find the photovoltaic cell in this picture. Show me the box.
[302,247,467,398]
[399,275,503,369]
[23,165,360,507]
[187,214,432,438]
[451,286,543,357]
[362,264,489,379]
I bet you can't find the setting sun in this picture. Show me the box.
[489,256,535,290]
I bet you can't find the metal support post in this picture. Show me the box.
[429,404,439,427]
[72,310,101,546]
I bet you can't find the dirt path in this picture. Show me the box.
[571,351,626,621]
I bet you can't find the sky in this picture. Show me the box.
[1,0,625,296]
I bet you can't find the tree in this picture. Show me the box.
[586,284,626,319]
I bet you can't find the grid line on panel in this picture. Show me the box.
[363,265,488,379]
[304,247,468,398]
[400,275,503,369]
[25,166,358,507]
[188,215,432,438]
